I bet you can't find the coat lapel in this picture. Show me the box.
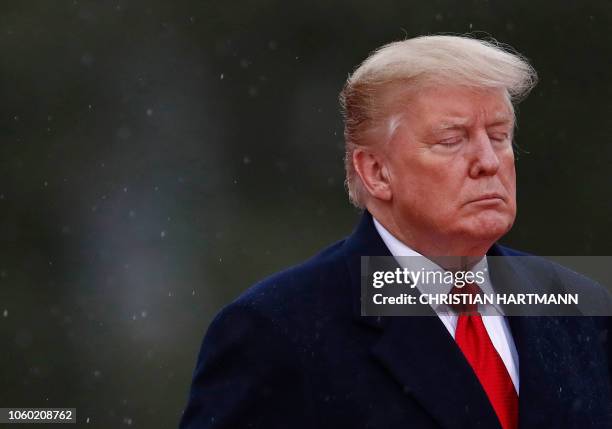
[488,246,569,429]
[507,317,566,429]
[371,316,503,429]
[343,211,502,429]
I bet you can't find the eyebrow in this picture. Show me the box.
[486,118,514,128]
[432,121,468,132]
[431,115,514,133]
[430,118,471,134]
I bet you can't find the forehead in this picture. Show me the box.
[388,84,514,129]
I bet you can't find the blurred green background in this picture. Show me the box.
[0,1,610,427]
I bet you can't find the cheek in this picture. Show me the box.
[500,160,517,214]
[402,167,462,211]
[500,154,517,188]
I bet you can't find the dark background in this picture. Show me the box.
[1,1,610,427]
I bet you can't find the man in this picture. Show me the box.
[180,35,612,428]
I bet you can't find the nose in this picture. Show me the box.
[468,130,501,178]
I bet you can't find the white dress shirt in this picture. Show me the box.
[372,217,520,393]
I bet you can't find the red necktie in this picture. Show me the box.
[451,283,518,429]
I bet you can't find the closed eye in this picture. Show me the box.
[437,138,463,146]
[489,133,511,144]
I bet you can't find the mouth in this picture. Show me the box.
[465,193,505,204]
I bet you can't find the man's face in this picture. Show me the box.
[382,85,517,254]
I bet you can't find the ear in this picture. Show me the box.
[352,148,392,201]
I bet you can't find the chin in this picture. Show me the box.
[461,212,515,242]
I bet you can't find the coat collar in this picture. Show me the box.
[342,210,569,429]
